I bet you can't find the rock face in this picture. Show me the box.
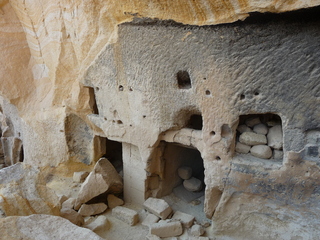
[0,163,60,217]
[0,214,104,240]
[75,158,123,209]
[1,1,320,240]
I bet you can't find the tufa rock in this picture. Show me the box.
[74,158,123,210]
[183,177,202,192]
[143,197,172,220]
[239,132,267,146]
[78,203,108,216]
[250,145,272,159]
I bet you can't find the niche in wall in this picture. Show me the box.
[235,113,283,162]
[98,137,123,173]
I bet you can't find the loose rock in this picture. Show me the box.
[107,194,124,209]
[62,197,76,209]
[150,220,183,238]
[237,124,253,133]
[178,166,193,180]
[75,158,123,210]
[112,206,139,226]
[267,125,283,150]
[172,211,195,228]
[239,132,267,146]
[235,142,251,154]
[143,198,172,219]
[273,150,284,159]
[60,208,84,226]
[250,145,272,159]
[253,123,268,135]
[190,224,205,236]
[78,203,108,216]
[183,177,202,192]
[142,213,160,227]
[245,117,261,127]
[84,215,110,232]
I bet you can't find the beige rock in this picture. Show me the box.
[0,214,103,240]
[0,163,60,216]
[150,220,183,238]
[112,206,139,226]
[107,194,124,209]
[239,132,267,146]
[183,177,202,192]
[84,215,110,232]
[75,158,123,209]
[143,198,172,220]
[250,145,272,159]
[146,234,161,240]
[172,211,195,228]
[58,195,68,205]
[60,208,84,226]
[178,166,193,180]
[73,171,89,183]
[235,142,251,154]
[78,203,108,216]
[267,125,283,150]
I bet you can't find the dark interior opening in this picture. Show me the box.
[19,145,24,162]
[236,113,283,161]
[158,141,205,202]
[102,138,123,173]
[187,114,203,130]
[177,71,192,89]
[87,87,99,115]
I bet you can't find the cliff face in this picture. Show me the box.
[1,1,320,239]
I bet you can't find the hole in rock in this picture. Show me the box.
[187,114,203,130]
[19,145,24,162]
[177,71,192,89]
[240,94,245,100]
[154,141,205,203]
[119,85,124,91]
[205,90,211,95]
[235,113,283,163]
[87,87,99,114]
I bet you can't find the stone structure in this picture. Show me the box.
[0,1,320,239]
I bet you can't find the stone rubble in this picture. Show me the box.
[84,215,110,232]
[73,171,89,183]
[60,208,84,226]
[150,220,183,238]
[143,197,173,219]
[178,166,193,180]
[142,213,160,227]
[236,115,283,160]
[112,206,139,226]
[183,177,202,192]
[190,224,205,236]
[107,194,124,209]
[172,211,195,228]
[78,203,108,217]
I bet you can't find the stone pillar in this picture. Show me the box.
[122,143,146,204]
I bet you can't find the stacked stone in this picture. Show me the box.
[235,116,283,160]
[177,166,202,192]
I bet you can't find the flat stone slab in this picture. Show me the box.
[143,198,172,219]
[112,206,139,226]
[150,220,183,238]
[173,185,204,203]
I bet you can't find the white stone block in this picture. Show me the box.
[172,211,195,228]
[73,171,89,183]
[142,213,160,227]
[253,123,268,135]
[235,142,251,154]
[267,125,283,150]
[143,198,172,219]
[150,220,183,238]
[183,177,202,192]
[250,145,272,159]
[239,132,267,146]
[112,206,139,226]
[178,166,192,180]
